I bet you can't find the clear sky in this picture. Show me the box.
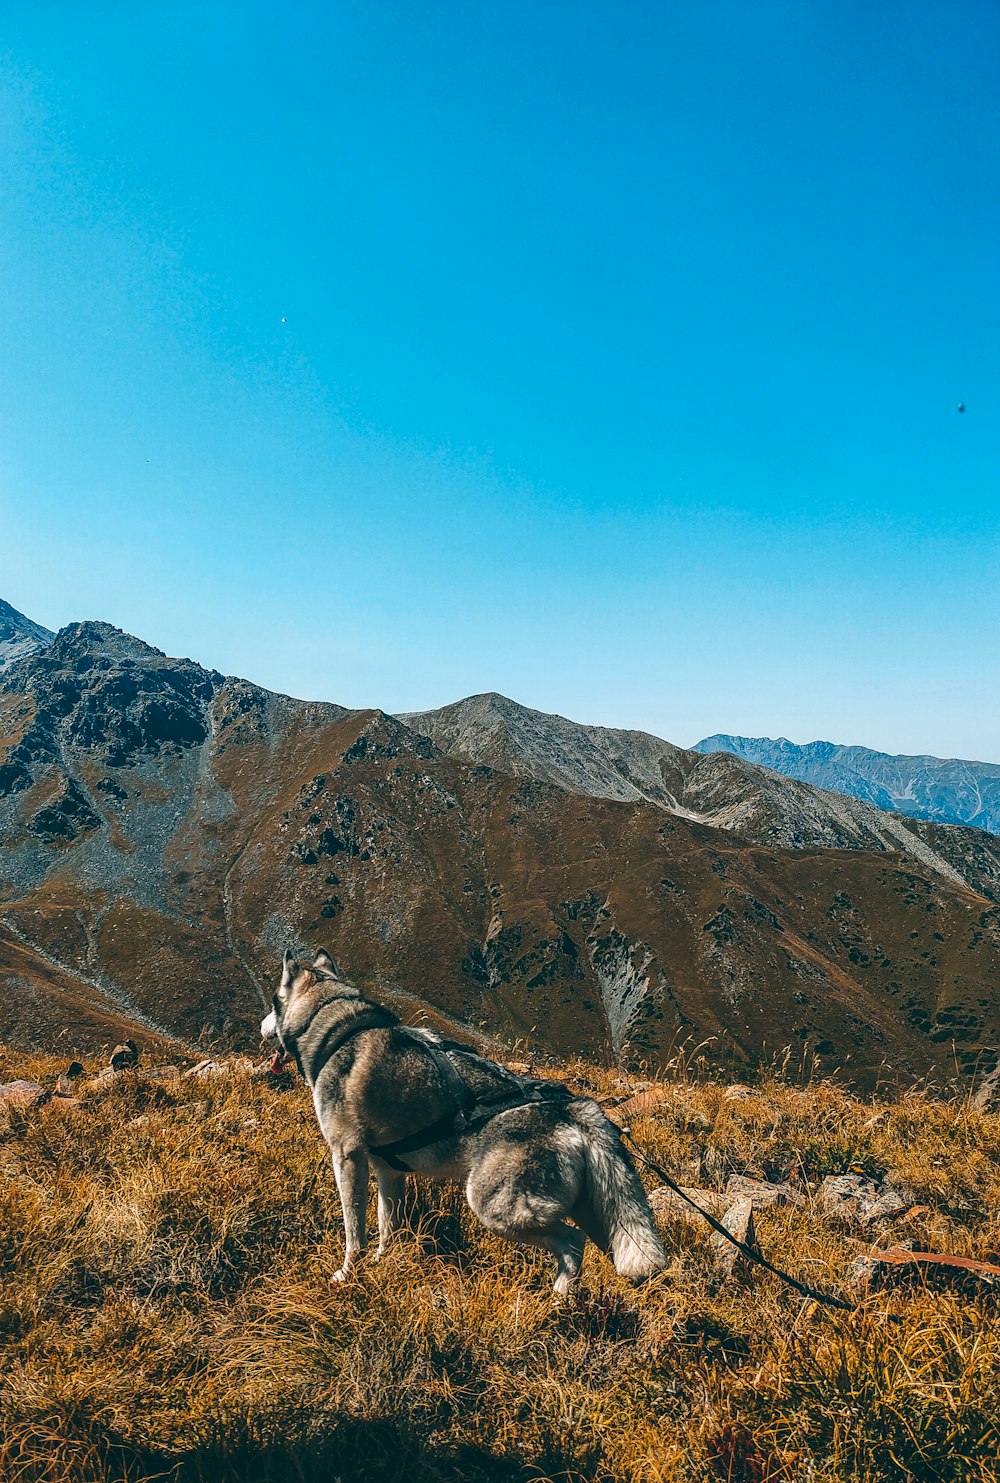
[2,2,998,759]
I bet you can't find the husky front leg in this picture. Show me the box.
[330,1145,369,1280]
[373,1166,407,1260]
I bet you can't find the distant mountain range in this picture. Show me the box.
[2,598,999,1086]
[694,735,1000,837]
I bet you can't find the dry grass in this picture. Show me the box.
[2,1045,999,1483]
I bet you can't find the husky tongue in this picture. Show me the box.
[269,1051,287,1074]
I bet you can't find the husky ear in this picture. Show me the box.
[313,948,338,977]
[279,949,298,997]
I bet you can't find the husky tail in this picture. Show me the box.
[570,1100,666,1281]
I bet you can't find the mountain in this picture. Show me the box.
[402,694,995,894]
[2,616,1000,1087]
[0,597,54,672]
[694,734,1000,836]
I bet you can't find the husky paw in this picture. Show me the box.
[333,1249,366,1282]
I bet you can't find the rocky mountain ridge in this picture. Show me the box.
[403,694,992,896]
[695,733,1000,836]
[2,603,999,1087]
[0,597,54,673]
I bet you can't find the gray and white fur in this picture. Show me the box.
[261,948,665,1293]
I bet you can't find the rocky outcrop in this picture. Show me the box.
[0,599,53,673]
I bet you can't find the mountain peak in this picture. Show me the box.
[47,620,168,666]
[0,598,54,673]
[401,691,695,810]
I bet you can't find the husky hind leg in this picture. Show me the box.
[472,1201,587,1295]
[373,1165,407,1260]
[465,1125,589,1293]
[522,1222,586,1295]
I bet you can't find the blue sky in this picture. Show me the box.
[1,1,998,758]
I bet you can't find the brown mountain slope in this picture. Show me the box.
[0,921,183,1056]
[1,622,999,1085]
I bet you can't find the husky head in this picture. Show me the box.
[260,947,340,1046]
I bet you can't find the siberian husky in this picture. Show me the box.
[261,949,665,1293]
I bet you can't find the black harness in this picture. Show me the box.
[278,999,572,1173]
[372,1041,574,1171]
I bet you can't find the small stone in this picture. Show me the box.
[110,1041,139,1072]
[817,1172,915,1227]
[612,1086,673,1118]
[185,1059,229,1079]
[144,1064,182,1083]
[724,1174,805,1209]
[848,1253,880,1288]
[817,1173,878,1222]
[973,1064,1000,1113]
[649,1186,760,1277]
[862,1187,912,1225]
[55,1061,85,1095]
[0,1079,51,1109]
[650,1185,731,1223]
[710,1197,759,1277]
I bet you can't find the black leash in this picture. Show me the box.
[620,1128,857,1315]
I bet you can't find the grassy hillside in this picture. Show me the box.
[2,1048,999,1482]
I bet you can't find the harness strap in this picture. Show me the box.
[370,1044,572,1171]
[371,1110,463,1171]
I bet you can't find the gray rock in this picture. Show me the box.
[650,1185,730,1222]
[0,1079,51,1108]
[650,1185,760,1276]
[724,1174,805,1209]
[55,1061,85,1095]
[862,1187,913,1225]
[710,1197,759,1277]
[973,1063,1000,1113]
[817,1173,879,1222]
[817,1172,915,1225]
[185,1059,230,1079]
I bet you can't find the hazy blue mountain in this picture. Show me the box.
[693,734,1000,836]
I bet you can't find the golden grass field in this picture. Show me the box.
[2,1046,999,1483]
